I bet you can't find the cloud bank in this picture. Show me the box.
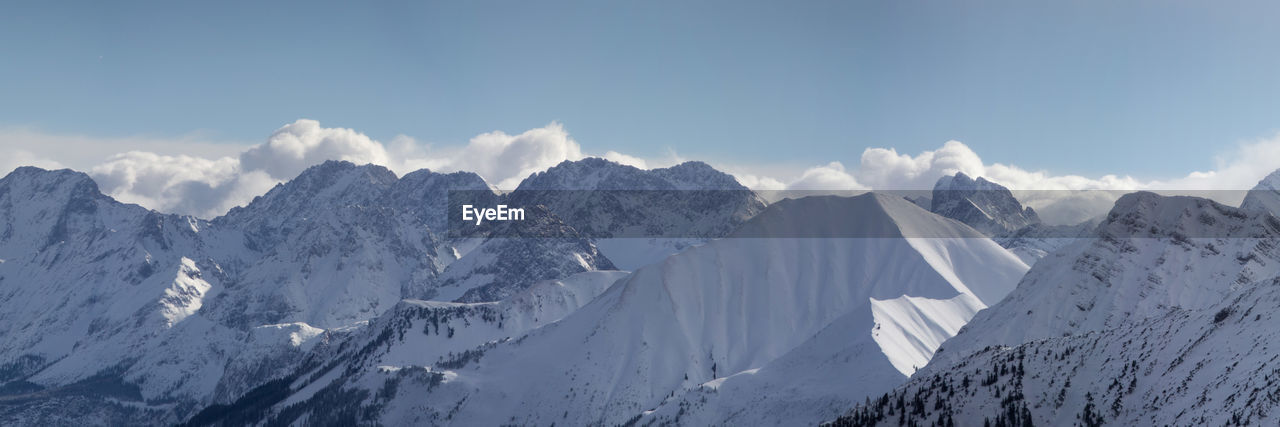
[4,119,1280,223]
[398,122,589,190]
[723,135,1280,223]
[73,120,602,218]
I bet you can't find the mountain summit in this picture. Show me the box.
[930,172,1041,236]
[1240,168,1280,215]
[511,158,765,237]
[509,157,767,269]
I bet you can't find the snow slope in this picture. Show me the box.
[831,278,1280,426]
[994,220,1098,265]
[832,191,1280,425]
[935,191,1280,363]
[180,270,630,426]
[430,205,616,302]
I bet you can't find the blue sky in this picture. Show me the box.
[3,0,1280,179]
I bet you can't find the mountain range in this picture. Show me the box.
[0,158,757,425]
[192,193,1025,426]
[4,158,1280,426]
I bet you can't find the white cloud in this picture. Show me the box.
[854,141,986,190]
[0,149,64,174]
[724,170,787,192]
[7,119,1280,225]
[90,152,275,218]
[0,126,246,172]
[79,119,403,219]
[240,119,390,180]
[1,120,609,217]
[850,140,1145,192]
[0,126,258,218]
[602,151,648,169]
[1142,132,1280,204]
[713,136,1280,224]
[431,122,585,189]
[787,162,864,191]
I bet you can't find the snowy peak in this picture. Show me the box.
[651,160,752,190]
[932,171,998,192]
[222,160,398,222]
[0,166,109,222]
[516,157,752,191]
[506,158,766,269]
[0,166,172,251]
[1240,168,1280,215]
[1248,168,1280,192]
[1103,191,1271,238]
[931,172,1040,236]
[1,166,103,198]
[203,161,503,326]
[516,157,667,190]
[929,173,1093,265]
[390,168,494,234]
[507,157,765,242]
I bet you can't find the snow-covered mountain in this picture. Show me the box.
[509,158,767,269]
[1241,168,1280,215]
[0,156,787,425]
[931,172,1040,236]
[435,157,767,300]
[994,220,1098,265]
[0,161,609,425]
[831,191,1280,425]
[430,205,616,303]
[930,173,1096,265]
[0,167,236,424]
[211,192,1026,426]
[831,279,1280,426]
[211,161,455,328]
[938,192,1280,357]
